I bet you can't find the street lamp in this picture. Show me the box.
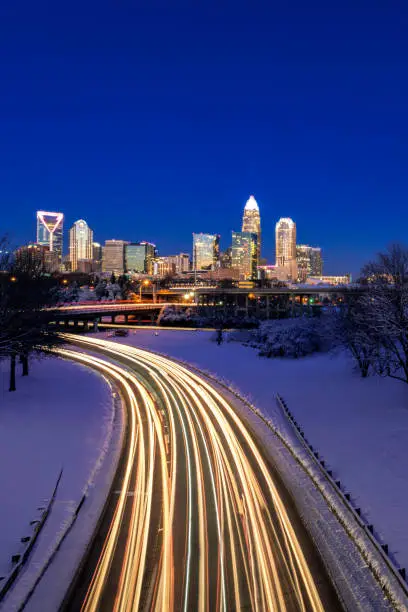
[9,276,17,283]
[139,279,150,301]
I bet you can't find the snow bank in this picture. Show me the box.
[0,355,117,611]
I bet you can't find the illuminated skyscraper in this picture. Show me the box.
[92,242,103,272]
[69,219,93,272]
[125,242,156,274]
[242,195,261,263]
[231,231,258,280]
[275,218,297,280]
[192,233,220,271]
[102,240,128,275]
[36,211,64,262]
[296,245,323,282]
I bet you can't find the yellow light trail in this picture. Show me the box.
[59,334,328,612]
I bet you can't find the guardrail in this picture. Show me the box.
[0,469,63,603]
[276,394,408,594]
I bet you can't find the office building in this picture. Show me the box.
[220,247,232,269]
[102,239,128,275]
[171,253,190,274]
[192,233,220,271]
[153,257,177,277]
[296,245,323,282]
[69,219,93,272]
[125,242,156,274]
[242,195,261,263]
[36,211,64,262]
[275,217,297,281]
[231,231,258,280]
[92,242,103,272]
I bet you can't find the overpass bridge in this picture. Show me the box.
[48,284,358,328]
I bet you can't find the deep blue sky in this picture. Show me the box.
[1,1,408,276]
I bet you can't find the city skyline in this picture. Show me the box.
[2,4,408,280]
[30,197,335,277]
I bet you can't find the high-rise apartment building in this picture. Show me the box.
[102,239,128,275]
[69,219,93,272]
[242,196,261,264]
[36,211,64,263]
[125,242,156,274]
[296,245,323,282]
[231,231,258,280]
[192,233,220,271]
[275,218,297,281]
[15,243,58,273]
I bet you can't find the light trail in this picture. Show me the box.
[60,334,333,612]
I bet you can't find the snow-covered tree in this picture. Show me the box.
[358,244,408,383]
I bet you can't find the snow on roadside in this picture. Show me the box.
[111,328,408,572]
[0,355,115,611]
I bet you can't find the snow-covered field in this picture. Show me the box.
[0,355,113,607]
[111,328,408,571]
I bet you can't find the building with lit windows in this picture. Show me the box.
[102,240,128,275]
[296,245,323,282]
[69,219,93,272]
[242,196,261,264]
[92,242,103,272]
[192,233,220,271]
[125,242,156,274]
[231,231,258,280]
[171,253,190,274]
[153,257,177,277]
[275,217,297,281]
[15,243,58,273]
[36,211,64,263]
[220,247,232,269]
[306,275,351,286]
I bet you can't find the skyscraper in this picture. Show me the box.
[92,242,103,272]
[296,245,323,282]
[69,219,93,272]
[102,240,128,275]
[36,211,64,263]
[192,233,220,271]
[125,242,156,274]
[231,231,258,280]
[241,195,261,263]
[275,218,297,281]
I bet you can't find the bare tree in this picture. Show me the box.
[359,244,408,383]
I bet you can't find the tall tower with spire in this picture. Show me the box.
[241,195,261,264]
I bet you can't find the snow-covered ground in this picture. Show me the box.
[0,355,113,608]
[111,328,408,571]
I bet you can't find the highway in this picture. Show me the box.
[60,335,341,612]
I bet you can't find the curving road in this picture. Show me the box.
[60,335,340,612]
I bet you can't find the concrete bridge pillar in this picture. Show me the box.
[111,315,116,324]
[93,319,99,332]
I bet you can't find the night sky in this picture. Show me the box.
[1,1,408,277]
